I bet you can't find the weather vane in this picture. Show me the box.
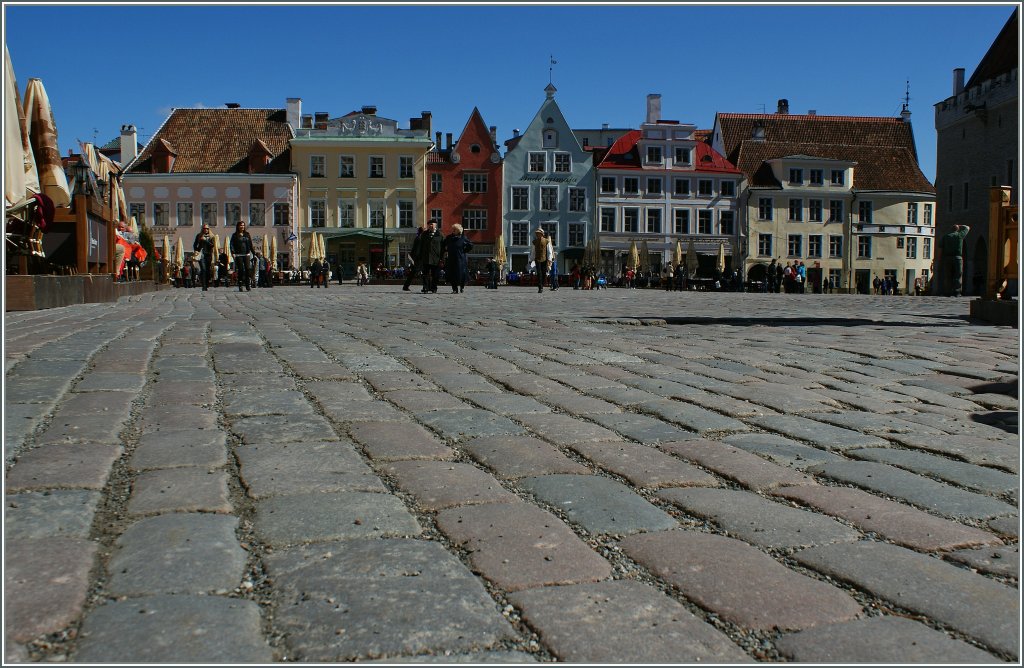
[549,54,557,85]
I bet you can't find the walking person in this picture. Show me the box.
[546,234,559,291]
[192,224,215,291]
[487,257,500,290]
[443,223,473,294]
[310,257,322,288]
[321,258,331,289]
[403,223,426,291]
[229,220,255,292]
[418,219,443,293]
[532,228,550,293]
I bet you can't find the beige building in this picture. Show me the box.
[289,100,433,276]
[712,102,936,293]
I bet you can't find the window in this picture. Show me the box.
[601,177,616,193]
[340,155,355,178]
[808,234,822,258]
[309,200,325,228]
[948,185,955,212]
[831,169,845,186]
[543,130,557,148]
[462,209,486,230]
[674,178,690,196]
[646,146,663,163]
[720,180,736,197]
[923,203,933,226]
[906,237,917,259]
[829,235,843,258]
[829,200,844,223]
[339,200,355,228]
[758,198,773,221]
[758,234,772,257]
[623,208,640,233]
[399,156,414,179]
[129,203,146,228]
[963,182,969,209]
[430,173,442,193]
[310,155,326,177]
[568,222,585,247]
[789,168,803,185]
[176,202,193,227]
[719,210,735,235]
[430,209,442,226]
[789,199,803,222]
[809,199,823,222]
[200,203,216,228]
[368,199,385,227]
[809,169,823,186]
[829,268,842,288]
[540,186,558,211]
[512,222,528,246]
[624,177,639,194]
[674,209,690,234]
[646,178,662,195]
[511,186,529,211]
[529,153,546,172]
[697,210,712,234]
[554,153,571,173]
[907,202,918,226]
[273,203,289,227]
[224,202,241,228]
[857,235,872,259]
[698,179,713,196]
[398,200,414,228]
[788,234,802,257]
[646,209,662,233]
[463,172,488,193]
[921,268,930,284]
[923,237,932,259]
[568,188,586,213]
[249,202,266,226]
[369,156,384,178]
[858,201,873,224]
[152,202,169,227]
[600,207,616,233]
[540,223,557,245]
[674,147,691,165]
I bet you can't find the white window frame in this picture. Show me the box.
[646,177,662,195]
[923,203,933,226]
[568,188,586,213]
[673,208,689,234]
[540,222,557,245]
[720,180,736,197]
[369,156,385,179]
[462,209,487,230]
[758,234,772,257]
[789,168,803,185]
[857,235,872,259]
[808,199,823,223]
[829,235,843,258]
[249,201,266,226]
[528,152,546,173]
[646,208,662,233]
[309,199,326,228]
[787,234,802,258]
[719,210,735,236]
[923,237,932,259]
[674,178,690,196]
[623,207,640,233]
[829,200,844,223]
[698,179,713,196]
[153,202,170,227]
[540,186,558,212]
[601,176,616,194]
[789,198,804,222]
[511,186,529,211]
[907,202,919,226]
[398,200,414,228]
[512,221,529,246]
[200,202,216,227]
[273,202,290,227]
[338,200,355,228]
[340,155,355,178]
[623,177,639,195]
[808,234,822,258]
[646,145,663,164]
[600,207,616,233]
[830,169,845,186]
[568,222,585,247]
[697,210,712,235]
[553,152,571,173]
[399,156,414,179]
[809,169,823,186]
[176,202,193,227]
[224,202,242,228]
[674,147,691,165]
[310,155,326,178]
[368,199,386,228]
[906,236,918,259]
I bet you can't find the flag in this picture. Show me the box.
[286,232,297,242]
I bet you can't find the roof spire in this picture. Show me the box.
[901,80,912,122]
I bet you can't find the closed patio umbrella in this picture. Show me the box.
[674,239,684,268]
[686,239,698,278]
[261,234,270,262]
[628,239,640,272]
[639,240,650,273]
[269,234,278,270]
[5,45,38,206]
[593,233,602,273]
[174,236,184,267]
[22,77,69,207]
[716,242,726,274]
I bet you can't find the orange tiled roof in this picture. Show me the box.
[127,108,292,174]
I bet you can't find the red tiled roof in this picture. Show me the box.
[693,129,712,144]
[597,129,740,174]
[127,108,292,174]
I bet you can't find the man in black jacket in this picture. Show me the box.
[417,220,443,293]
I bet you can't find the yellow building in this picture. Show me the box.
[290,104,433,277]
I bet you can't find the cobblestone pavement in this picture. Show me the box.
[4,285,1019,663]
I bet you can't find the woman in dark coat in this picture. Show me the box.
[443,223,473,293]
[229,221,255,292]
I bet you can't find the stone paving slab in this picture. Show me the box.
[128,468,232,515]
[968,392,1019,410]
[139,404,219,432]
[254,492,421,547]
[4,376,72,405]
[306,380,375,402]
[658,439,817,491]
[3,403,43,457]
[320,399,409,423]
[587,385,665,406]
[847,447,1019,497]
[987,515,1019,539]
[367,650,538,662]
[461,393,553,416]
[4,490,101,540]
[586,412,696,444]
[264,539,516,661]
[721,433,845,470]
[5,442,121,492]
[944,543,1020,578]
[283,361,359,380]
[715,382,842,415]
[499,373,571,397]
[774,484,1002,552]
[73,595,272,663]
[507,580,751,663]
[636,399,750,434]
[231,413,339,444]
[129,428,228,470]
[745,414,892,451]
[520,474,678,536]
[4,537,97,642]
[107,513,247,595]
[362,371,440,392]
[33,410,127,446]
[148,380,216,406]
[676,390,779,418]
[385,389,468,412]
[619,530,862,631]
[55,389,136,416]
[541,393,622,415]
[435,502,612,592]
[349,421,454,461]
[461,435,591,479]
[237,441,385,498]
[567,440,719,489]
[794,540,1019,657]
[885,383,987,410]
[74,371,146,392]
[383,461,520,510]
[417,408,526,440]
[547,372,626,391]
[889,432,1020,474]
[774,615,1001,663]
[807,460,1018,520]
[657,488,860,549]
[221,389,315,416]
[803,410,949,436]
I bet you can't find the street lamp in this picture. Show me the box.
[73,157,92,197]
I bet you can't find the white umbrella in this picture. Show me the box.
[716,242,726,274]
[269,234,278,270]
[674,239,684,268]
[628,239,640,271]
[686,239,698,278]
[639,239,650,273]
[22,77,70,207]
[261,234,270,261]
[4,45,38,206]
[174,236,184,267]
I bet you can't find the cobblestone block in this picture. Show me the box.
[418,408,526,440]
[349,421,454,461]
[5,537,97,642]
[320,399,409,423]
[56,389,136,416]
[221,389,314,416]
[148,380,216,406]
[804,410,948,436]
[384,461,519,510]
[568,440,719,489]
[886,384,987,411]
[129,428,227,470]
[461,393,553,416]
[715,382,841,415]
[34,411,126,446]
[721,433,845,470]
[542,394,622,415]
[636,400,749,434]
[658,439,817,491]
[889,432,1019,474]
[499,373,571,397]
[6,442,121,491]
[587,412,695,444]
[237,441,384,499]
[426,373,503,396]
[847,447,1018,497]
[944,543,1020,578]
[521,474,678,535]
[462,435,590,479]
[254,492,421,547]
[306,381,375,402]
[4,490,101,540]
[547,373,626,391]
[987,515,1019,538]
[74,371,146,391]
[745,414,891,451]
[139,405,218,432]
[128,468,232,515]
[385,390,467,412]
[361,371,440,392]
[587,385,664,406]
[231,413,338,444]
[816,388,916,414]
[286,361,359,380]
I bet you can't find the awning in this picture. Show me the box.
[315,228,393,242]
[561,248,585,260]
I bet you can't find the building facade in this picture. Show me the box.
[596,94,742,278]
[502,84,594,273]
[122,106,297,268]
[426,108,503,273]
[713,102,936,293]
[934,8,1018,296]
[290,102,433,276]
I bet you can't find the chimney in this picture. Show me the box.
[513,129,520,138]
[601,123,609,130]
[301,114,313,129]
[807,110,816,116]
[314,112,328,130]
[421,111,432,133]
[953,68,965,95]
[646,93,662,124]
[120,124,137,165]
[361,105,377,115]
[225,102,241,109]
[489,126,497,145]
[286,97,302,130]
[446,133,453,149]
[435,131,442,149]
[776,99,789,115]
[900,106,912,123]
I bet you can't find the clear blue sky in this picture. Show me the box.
[4,3,1016,183]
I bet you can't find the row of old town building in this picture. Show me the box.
[116,82,945,293]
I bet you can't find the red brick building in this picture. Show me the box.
[427,108,503,271]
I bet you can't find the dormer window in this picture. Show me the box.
[543,130,558,148]
[646,146,663,163]
[674,147,691,165]
[789,168,803,185]
[809,169,823,186]
[830,169,845,186]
